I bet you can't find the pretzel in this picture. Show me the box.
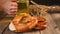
[9,13,38,32]
[34,16,47,30]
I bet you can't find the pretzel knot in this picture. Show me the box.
[9,13,47,32]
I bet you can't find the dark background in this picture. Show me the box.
[30,0,60,6]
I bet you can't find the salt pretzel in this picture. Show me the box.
[34,16,47,30]
[9,13,38,32]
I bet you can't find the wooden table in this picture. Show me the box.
[0,13,60,34]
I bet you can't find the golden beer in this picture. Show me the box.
[16,0,29,16]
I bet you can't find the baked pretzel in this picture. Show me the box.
[9,13,47,32]
[34,16,47,30]
[9,13,38,32]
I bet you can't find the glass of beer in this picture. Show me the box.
[16,0,29,16]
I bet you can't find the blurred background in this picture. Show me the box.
[30,0,60,5]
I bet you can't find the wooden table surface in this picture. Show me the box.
[0,13,60,34]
